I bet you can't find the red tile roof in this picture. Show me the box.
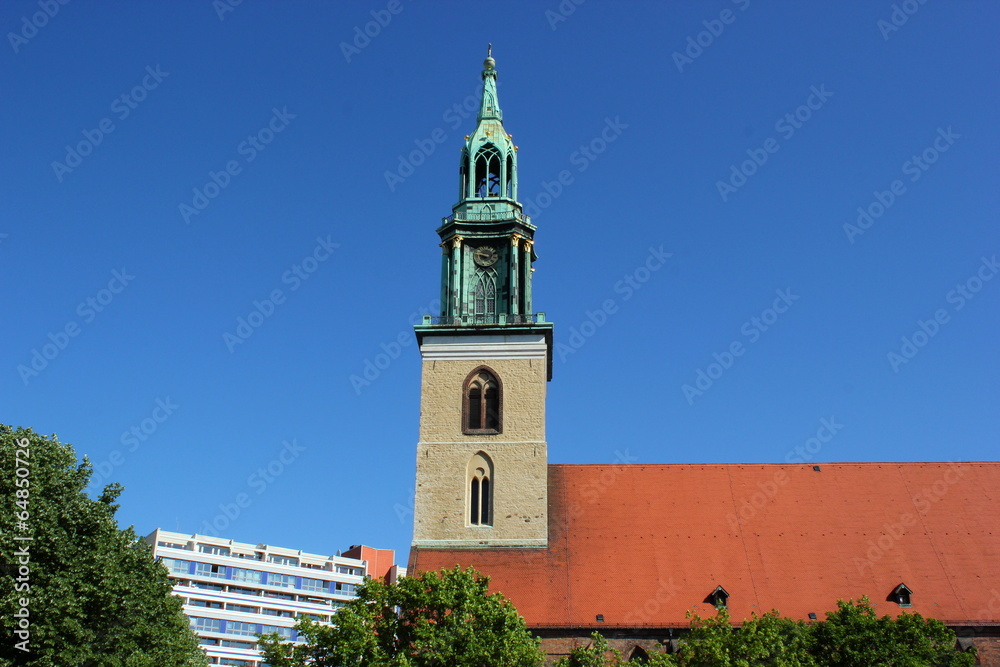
[409,463,1000,627]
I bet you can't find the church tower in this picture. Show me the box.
[412,48,553,549]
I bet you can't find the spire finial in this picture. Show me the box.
[484,44,495,70]
[487,43,492,58]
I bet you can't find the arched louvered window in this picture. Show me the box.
[505,153,514,198]
[463,367,502,434]
[468,452,493,526]
[474,144,502,197]
[459,149,469,200]
[473,269,497,319]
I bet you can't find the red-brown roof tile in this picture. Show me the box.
[409,462,1000,627]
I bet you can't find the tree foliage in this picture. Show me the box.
[811,598,975,667]
[259,566,544,667]
[558,598,974,667]
[0,425,206,667]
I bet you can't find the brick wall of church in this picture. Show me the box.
[413,355,548,547]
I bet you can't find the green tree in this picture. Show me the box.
[0,425,206,667]
[659,608,816,667]
[557,599,974,667]
[555,632,647,667]
[811,598,975,667]
[259,566,544,667]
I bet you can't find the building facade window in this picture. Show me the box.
[161,558,189,575]
[300,577,328,592]
[191,617,220,634]
[191,582,224,591]
[268,555,298,566]
[468,452,494,526]
[226,621,257,637]
[190,599,223,609]
[261,624,293,639]
[463,366,502,434]
[231,568,262,584]
[198,545,230,556]
[195,562,226,579]
[262,608,294,618]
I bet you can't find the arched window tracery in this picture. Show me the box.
[468,452,493,526]
[463,367,501,434]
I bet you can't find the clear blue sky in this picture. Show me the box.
[3,1,997,561]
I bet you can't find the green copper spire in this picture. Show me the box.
[432,49,542,323]
[479,44,502,122]
[456,46,518,205]
[417,47,553,379]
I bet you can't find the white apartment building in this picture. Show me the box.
[146,529,400,667]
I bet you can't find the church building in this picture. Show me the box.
[407,50,1000,665]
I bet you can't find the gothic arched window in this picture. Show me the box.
[474,144,502,197]
[629,648,650,664]
[463,367,502,434]
[473,269,497,319]
[468,452,493,526]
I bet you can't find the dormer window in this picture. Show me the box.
[706,585,729,609]
[463,367,502,434]
[891,583,913,607]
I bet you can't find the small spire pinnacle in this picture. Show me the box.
[479,46,500,120]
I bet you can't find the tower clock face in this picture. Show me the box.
[473,245,498,267]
